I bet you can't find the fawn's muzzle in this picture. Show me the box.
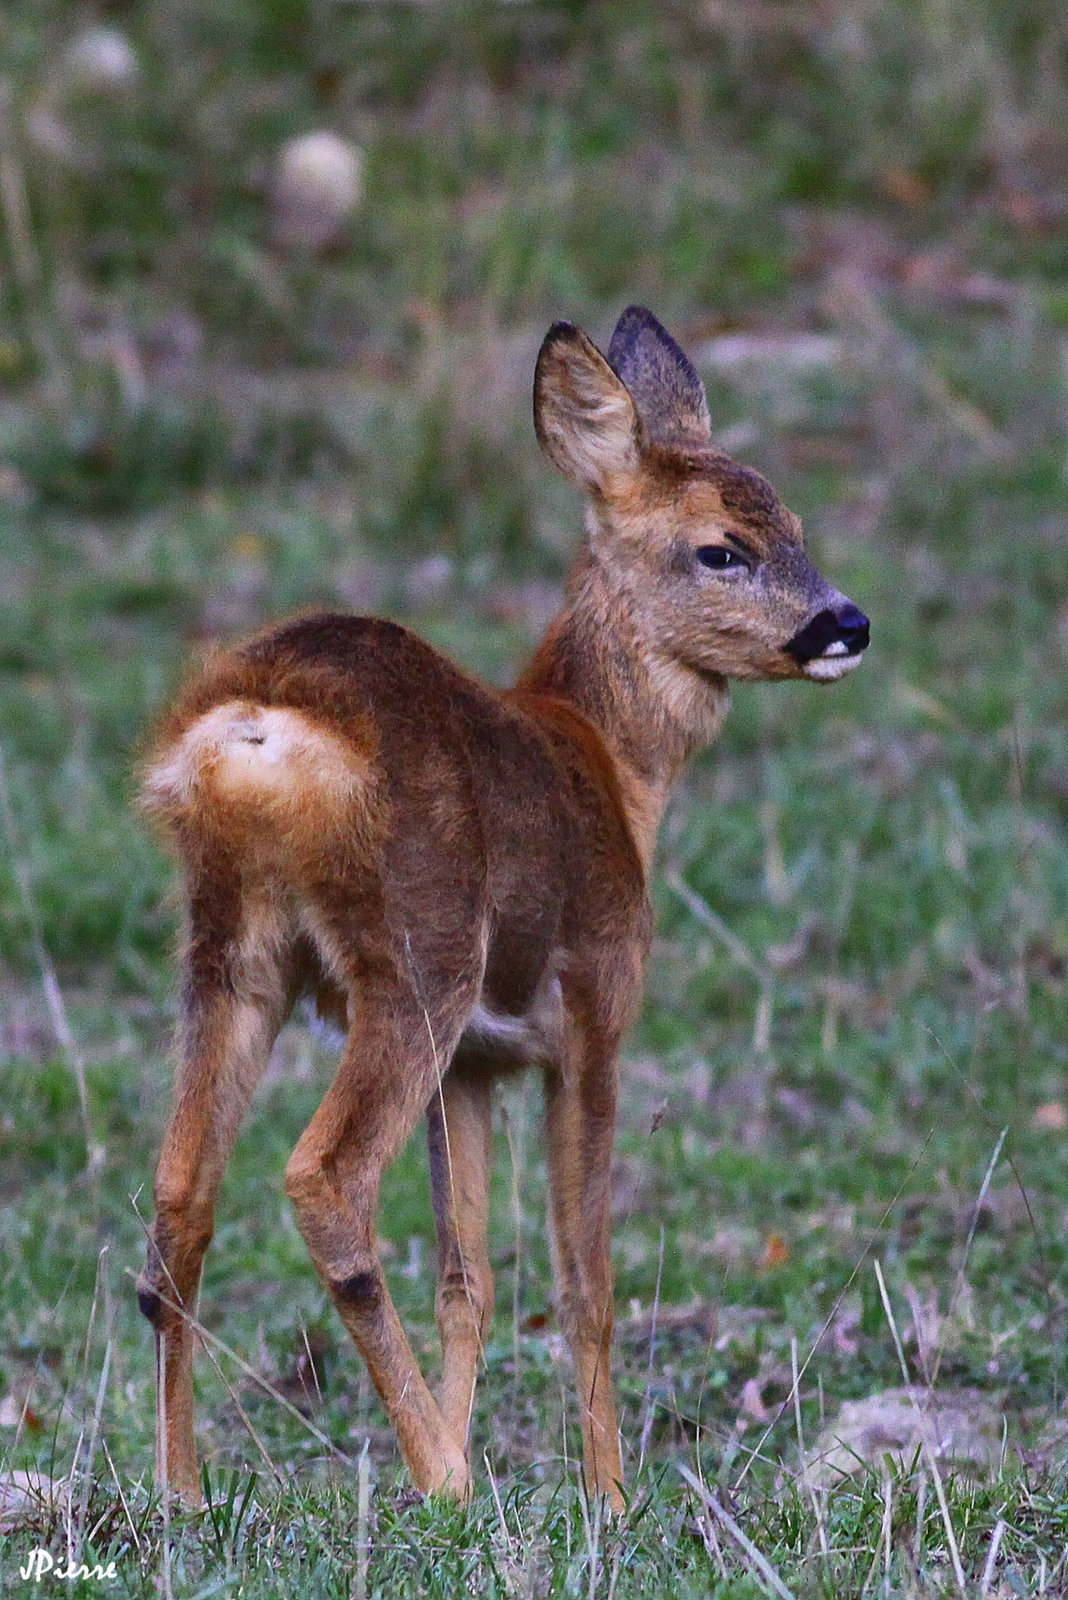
[784,601,870,680]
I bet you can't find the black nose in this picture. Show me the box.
[784,602,870,664]
[834,602,870,653]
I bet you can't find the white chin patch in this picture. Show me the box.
[804,650,864,682]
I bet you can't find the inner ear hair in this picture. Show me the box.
[533,322,641,493]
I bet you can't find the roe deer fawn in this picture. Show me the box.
[137,307,869,1511]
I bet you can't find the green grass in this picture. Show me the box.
[3,2,1068,1594]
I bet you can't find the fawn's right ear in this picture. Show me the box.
[534,322,642,494]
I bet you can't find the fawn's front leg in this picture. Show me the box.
[544,1012,625,1511]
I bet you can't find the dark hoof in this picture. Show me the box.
[137,1285,163,1325]
[330,1269,380,1310]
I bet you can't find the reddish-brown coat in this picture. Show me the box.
[137,307,868,1511]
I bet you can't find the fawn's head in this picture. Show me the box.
[534,306,869,688]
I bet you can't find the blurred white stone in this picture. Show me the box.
[26,106,77,160]
[271,132,364,250]
[0,1470,61,1532]
[698,333,842,373]
[802,1386,1004,1488]
[62,27,140,93]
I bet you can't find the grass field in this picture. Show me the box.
[2,3,1068,1595]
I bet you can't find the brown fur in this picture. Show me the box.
[137,308,868,1511]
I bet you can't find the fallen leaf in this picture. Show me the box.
[0,1395,41,1431]
[761,1234,789,1268]
[877,168,931,207]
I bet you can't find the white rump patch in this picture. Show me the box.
[144,701,367,812]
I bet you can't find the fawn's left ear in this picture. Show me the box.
[534,322,642,494]
[607,306,711,445]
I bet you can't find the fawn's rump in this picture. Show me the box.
[139,693,542,1033]
[141,698,390,992]
[141,699,375,833]
[138,615,580,1038]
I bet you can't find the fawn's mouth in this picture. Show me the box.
[784,603,869,681]
[800,645,866,682]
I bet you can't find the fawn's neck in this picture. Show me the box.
[515,542,729,873]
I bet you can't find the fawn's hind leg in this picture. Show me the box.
[427,1060,494,1452]
[285,977,477,1499]
[137,894,292,1505]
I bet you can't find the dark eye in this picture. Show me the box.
[696,545,746,571]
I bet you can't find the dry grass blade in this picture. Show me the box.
[70,1248,113,1566]
[921,1436,967,1598]
[128,1200,355,1475]
[157,1334,173,1600]
[694,1495,729,1583]
[874,1260,966,1598]
[664,866,768,981]
[98,1436,142,1557]
[790,1336,828,1565]
[354,1441,370,1600]
[484,1450,511,1547]
[858,1474,895,1597]
[931,1128,1007,1387]
[979,1517,1006,1596]
[825,267,1009,457]
[300,1324,325,1409]
[196,1331,285,1490]
[873,1259,911,1388]
[0,80,70,404]
[0,737,101,1198]
[636,1226,665,1480]
[679,1464,797,1600]
[576,1471,603,1600]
